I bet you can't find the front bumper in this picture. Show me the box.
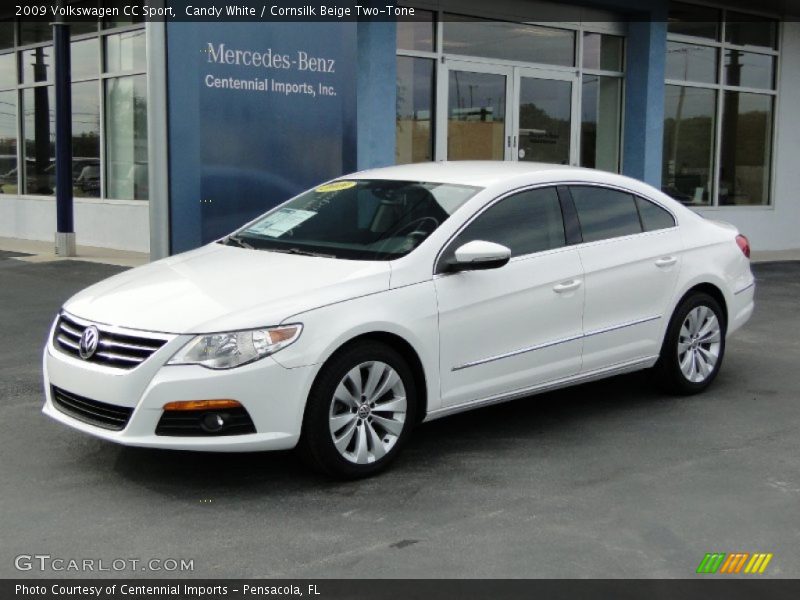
[42,325,317,452]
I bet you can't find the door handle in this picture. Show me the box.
[553,279,582,293]
[655,256,678,268]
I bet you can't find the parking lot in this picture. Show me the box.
[1,251,798,578]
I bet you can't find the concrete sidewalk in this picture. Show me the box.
[0,237,149,268]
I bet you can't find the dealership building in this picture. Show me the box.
[0,0,798,258]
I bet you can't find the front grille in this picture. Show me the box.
[156,408,257,437]
[51,386,133,431]
[53,312,170,370]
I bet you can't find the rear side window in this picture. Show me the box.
[443,187,566,263]
[570,186,642,242]
[635,196,676,231]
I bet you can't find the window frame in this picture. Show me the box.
[434,183,573,275]
[396,9,626,172]
[567,184,645,243]
[561,183,678,246]
[664,4,780,209]
[0,19,147,202]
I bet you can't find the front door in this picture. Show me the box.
[434,186,585,408]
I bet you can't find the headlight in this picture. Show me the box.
[167,324,302,369]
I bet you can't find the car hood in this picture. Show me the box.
[63,243,392,333]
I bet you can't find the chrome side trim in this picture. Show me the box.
[429,356,659,422]
[734,281,755,295]
[451,315,661,372]
[583,315,661,338]
[452,333,583,372]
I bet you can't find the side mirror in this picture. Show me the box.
[448,240,511,272]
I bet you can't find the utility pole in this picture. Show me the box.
[53,2,75,256]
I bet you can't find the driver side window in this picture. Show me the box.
[440,186,566,269]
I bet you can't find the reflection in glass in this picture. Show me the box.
[665,42,717,84]
[582,33,623,71]
[71,38,100,80]
[451,187,566,257]
[397,9,435,52]
[72,81,101,198]
[20,22,52,45]
[21,46,53,84]
[581,75,621,172]
[447,70,506,160]
[105,75,148,199]
[396,56,434,164]
[667,2,720,39]
[22,86,55,195]
[69,5,98,37]
[725,14,777,49]
[444,14,574,67]
[724,50,774,90]
[105,30,146,72]
[662,85,716,205]
[0,20,13,50]
[570,187,642,242]
[0,90,17,192]
[0,52,15,88]
[103,13,145,29]
[517,78,571,165]
[719,92,772,206]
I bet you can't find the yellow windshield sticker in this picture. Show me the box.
[315,180,357,193]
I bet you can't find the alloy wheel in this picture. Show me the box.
[328,361,407,464]
[678,305,722,383]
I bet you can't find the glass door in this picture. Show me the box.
[437,60,513,161]
[513,69,578,165]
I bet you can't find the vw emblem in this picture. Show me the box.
[79,325,100,360]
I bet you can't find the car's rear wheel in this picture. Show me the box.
[299,341,417,479]
[655,292,726,394]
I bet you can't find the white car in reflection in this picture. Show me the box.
[42,162,755,478]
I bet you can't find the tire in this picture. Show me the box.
[298,341,418,479]
[654,292,726,395]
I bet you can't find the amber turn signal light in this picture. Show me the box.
[162,399,242,411]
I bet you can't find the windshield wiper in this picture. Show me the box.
[222,235,254,249]
[269,247,335,259]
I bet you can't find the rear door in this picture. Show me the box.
[567,185,683,372]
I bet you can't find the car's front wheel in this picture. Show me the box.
[299,341,417,479]
[655,292,726,394]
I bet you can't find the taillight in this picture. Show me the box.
[736,234,751,259]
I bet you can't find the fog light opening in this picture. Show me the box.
[201,412,227,433]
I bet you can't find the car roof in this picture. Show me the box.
[348,161,595,187]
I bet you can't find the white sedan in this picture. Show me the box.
[42,162,755,478]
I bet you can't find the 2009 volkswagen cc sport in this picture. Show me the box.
[43,162,755,478]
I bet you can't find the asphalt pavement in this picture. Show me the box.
[1,251,798,578]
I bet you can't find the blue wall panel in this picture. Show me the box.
[622,18,668,186]
[166,21,357,253]
[357,20,397,170]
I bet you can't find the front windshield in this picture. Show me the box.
[224,179,480,260]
